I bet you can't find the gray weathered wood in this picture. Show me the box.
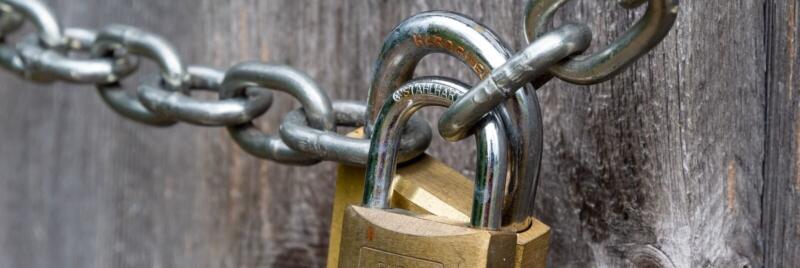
[534,0,767,266]
[0,0,794,267]
[764,0,800,267]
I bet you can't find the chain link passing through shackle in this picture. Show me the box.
[0,0,678,166]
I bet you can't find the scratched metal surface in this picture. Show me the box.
[0,0,794,267]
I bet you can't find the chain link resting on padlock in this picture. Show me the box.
[0,0,678,167]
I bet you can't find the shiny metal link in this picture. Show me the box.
[138,66,274,126]
[438,24,591,141]
[13,28,138,83]
[93,24,186,126]
[525,0,679,85]
[0,0,63,47]
[0,42,22,73]
[220,62,334,165]
[364,77,521,231]
[0,5,24,74]
[0,34,55,82]
[228,124,321,165]
[0,0,678,167]
[0,6,22,37]
[185,65,224,89]
[93,25,185,88]
[366,11,541,230]
[0,0,81,82]
[280,101,431,166]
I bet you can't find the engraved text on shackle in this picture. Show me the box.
[412,34,489,79]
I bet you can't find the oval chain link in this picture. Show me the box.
[92,24,186,126]
[524,0,679,85]
[138,65,274,126]
[0,0,677,166]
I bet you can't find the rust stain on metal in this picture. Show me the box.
[726,160,736,213]
[366,226,375,241]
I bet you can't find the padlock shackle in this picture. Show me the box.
[365,11,512,135]
[364,77,509,230]
[365,11,540,232]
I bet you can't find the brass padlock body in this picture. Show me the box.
[338,205,517,267]
[328,152,474,266]
[326,138,550,267]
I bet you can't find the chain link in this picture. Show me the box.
[0,0,678,166]
[138,65,273,126]
[524,0,680,85]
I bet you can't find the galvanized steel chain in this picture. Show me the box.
[0,0,678,166]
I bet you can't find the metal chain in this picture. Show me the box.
[0,0,678,166]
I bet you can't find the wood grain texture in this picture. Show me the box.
[764,0,800,267]
[0,0,792,267]
[535,1,766,267]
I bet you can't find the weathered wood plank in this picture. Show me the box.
[764,0,800,267]
[0,0,786,267]
[534,1,766,267]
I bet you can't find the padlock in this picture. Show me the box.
[326,79,551,268]
[328,11,551,267]
[337,77,526,267]
[329,158,551,268]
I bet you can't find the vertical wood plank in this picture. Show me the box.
[764,0,800,267]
